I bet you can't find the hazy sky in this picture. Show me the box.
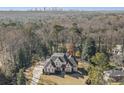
[0,7,124,11]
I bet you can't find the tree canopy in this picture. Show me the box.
[91,52,109,70]
[82,37,96,61]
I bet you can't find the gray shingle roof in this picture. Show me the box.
[105,69,124,77]
[44,59,52,68]
[110,70,124,77]
[68,55,77,66]
[44,53,77,69]
[51,53,68,62]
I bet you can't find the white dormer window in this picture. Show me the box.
[54,58,62,67]
[66,63,71,68]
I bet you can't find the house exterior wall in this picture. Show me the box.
[56,67,62,71]
[65,63,72,72]
[44,63,55,73]
[73,67,77,72]
[54,58,63,67]
[112,45,123,56]
[44,68,55,73]
[65,67,72,72]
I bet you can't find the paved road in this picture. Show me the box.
[30,62,44,85]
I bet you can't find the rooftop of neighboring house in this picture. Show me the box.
[104,68,124,77]
[110,70,124,77]
[115,45,122,50]
[112,45,123,54]
[113,45,122,52]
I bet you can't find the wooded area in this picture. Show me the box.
[0,11,124,84]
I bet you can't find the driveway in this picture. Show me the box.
[30,62,44,85]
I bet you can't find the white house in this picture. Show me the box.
[112,45,123,56]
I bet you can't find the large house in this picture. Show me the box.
[43,53,78,74]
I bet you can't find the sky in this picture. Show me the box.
[0,7,124,11]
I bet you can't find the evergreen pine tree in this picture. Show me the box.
[82,37,96,61]
[16,68,26,85]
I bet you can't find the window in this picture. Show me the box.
[52,68,54,72]
[47,68,50,72]
[55,58,62,67]
[65,67,71,72]
[56,62,58,66]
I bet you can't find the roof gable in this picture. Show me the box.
[68,55,77,66]
[54,57,62,63]
[44,59,55,68]
[51,53,68,62]
[66,62,72,67]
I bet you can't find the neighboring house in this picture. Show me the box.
[103,68,124,83]
[110,45,124,66]
[43,53,78,74]
[110,55,124,66]
[112,45,123,56]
